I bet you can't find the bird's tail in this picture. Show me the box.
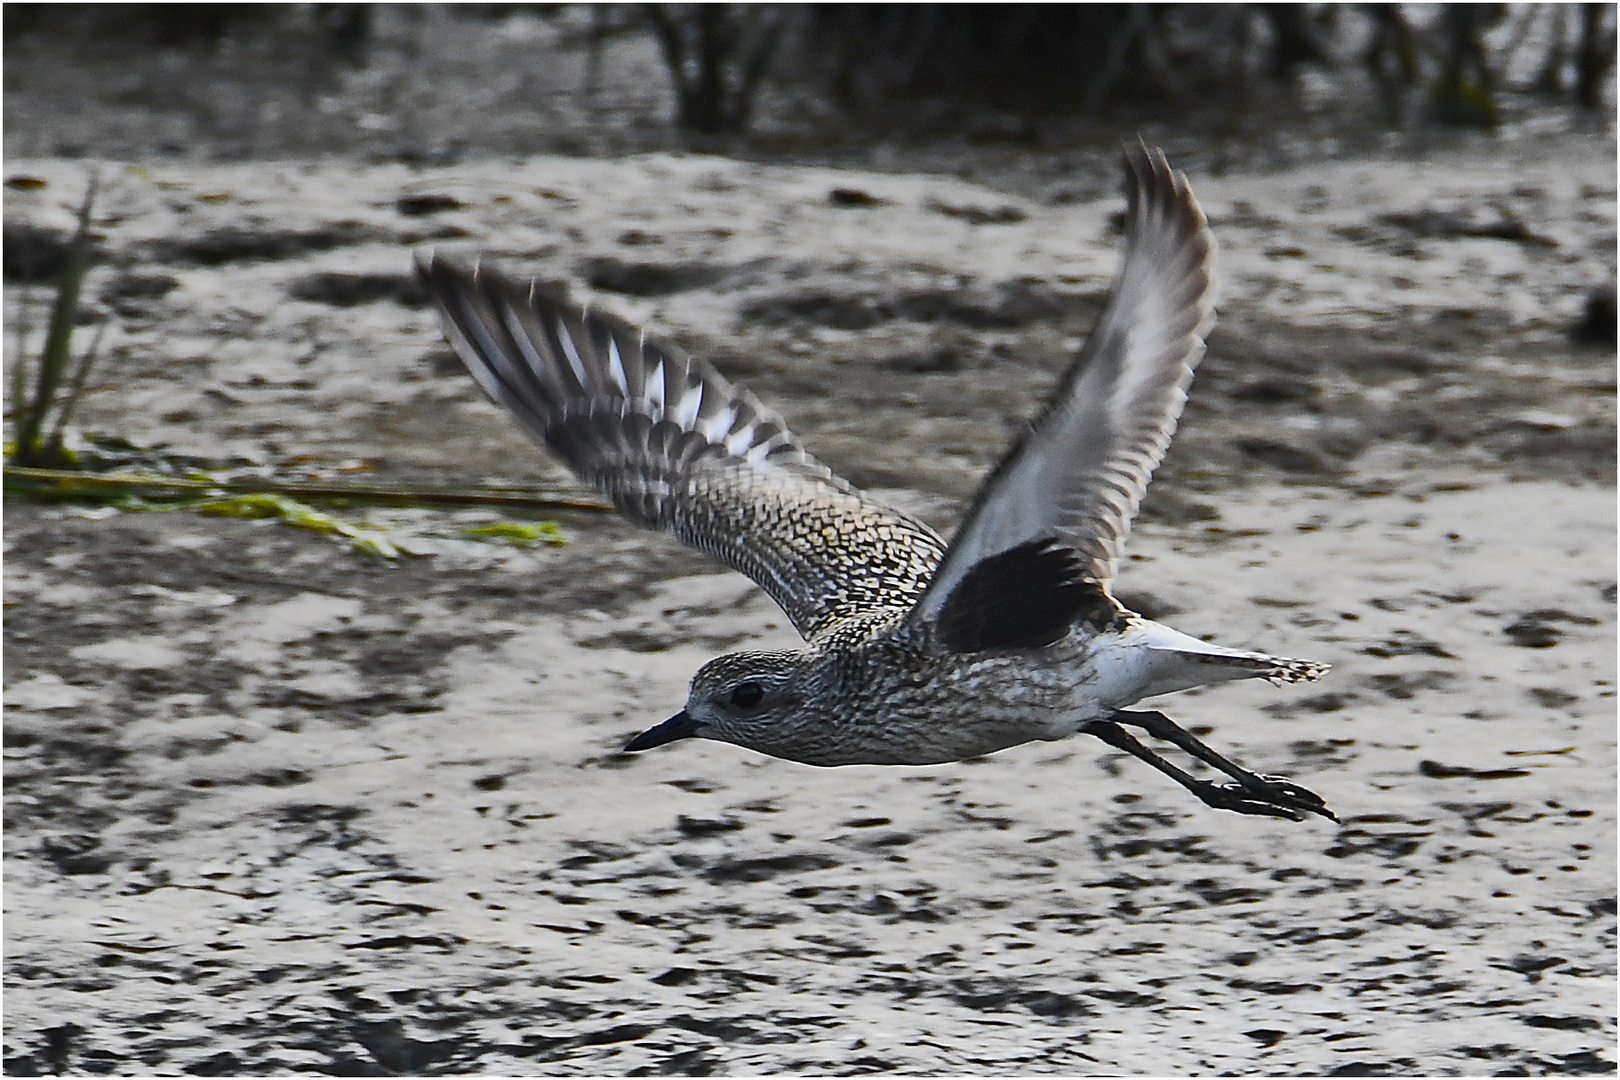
[1187,651,1330,686]
[1129,620,1330,697]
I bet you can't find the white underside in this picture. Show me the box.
[1051,619,1289,736]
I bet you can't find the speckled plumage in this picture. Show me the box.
[420,144,1336,822]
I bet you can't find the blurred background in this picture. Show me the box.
[5,3,1615,166]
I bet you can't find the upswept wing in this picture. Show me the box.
[912,144,1216,632]
[418,254,947,639]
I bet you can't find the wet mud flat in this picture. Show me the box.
[3,132,1615,1074]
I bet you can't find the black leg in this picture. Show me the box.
[1083,712,1338,822]
[1114,709,1334,812]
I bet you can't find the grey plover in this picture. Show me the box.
[418,145,1336,822]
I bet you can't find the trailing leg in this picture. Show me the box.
[1083,714,1337,822]
[1115,709,1334,815]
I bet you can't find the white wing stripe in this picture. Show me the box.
[670,378,703,429]
[701,405,740,443]
[555,313,590,389]
[605,337,630,395]
[645,360,666,410]
[724,425,757,456]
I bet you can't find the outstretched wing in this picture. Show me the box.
[418,254,947,639]
[912,143,1216,632]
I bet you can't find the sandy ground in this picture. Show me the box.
[3,40,1616,1076]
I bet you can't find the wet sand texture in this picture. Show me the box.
[4,134,1615,1073]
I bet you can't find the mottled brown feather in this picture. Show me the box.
[418,253,947,639]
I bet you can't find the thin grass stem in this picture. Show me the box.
[8,279,35,425]
[13,173,98,464]
[47,318,109,454]
[3,465,615,513]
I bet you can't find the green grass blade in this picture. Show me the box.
[4,465,585,559]
[13,173,98,464]
[2,464,614,513]
[47,318,109,454]
[462,520,568,546]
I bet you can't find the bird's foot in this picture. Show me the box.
[1190,774,1338,823]
[1082,716,1338,823]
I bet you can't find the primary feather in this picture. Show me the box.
[911,143,1216,629]
[417,253,948,640]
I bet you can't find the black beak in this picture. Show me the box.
[624,710,701,752]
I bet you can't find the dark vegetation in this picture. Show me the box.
[3,3,1614,147]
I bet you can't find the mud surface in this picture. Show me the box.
[4,24,1617,1075]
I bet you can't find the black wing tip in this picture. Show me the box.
[414,248,485,298]
[1119,140,1216,342]
[1121,139,1179,197]
[416,249,501,318]
[1122,140,1210,235]
[417,250,581,322]
[1123,137,1167,178]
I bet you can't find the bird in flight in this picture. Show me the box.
[418,144,1336,822]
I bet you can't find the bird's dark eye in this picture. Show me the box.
[728,681,765,709]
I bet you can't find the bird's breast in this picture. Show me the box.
[769,640,1105,766]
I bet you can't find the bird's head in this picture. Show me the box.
[624,650,814,756]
